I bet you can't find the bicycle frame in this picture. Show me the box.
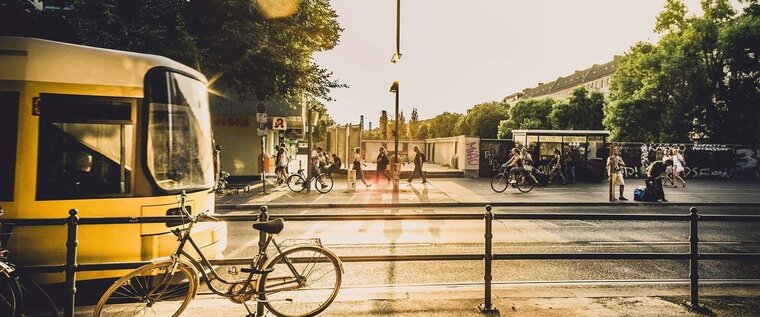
[168,218,306,299]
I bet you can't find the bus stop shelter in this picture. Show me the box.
[512,129,610,181]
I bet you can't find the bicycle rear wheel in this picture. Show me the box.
[490,174,508,193]
[259,246,342,317]
[516,174,535,193]
[0,271,21,317]
[315,174,334,193]
[287,175,306,193]
[93,260,198,317]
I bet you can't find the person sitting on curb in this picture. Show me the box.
[645,158,674,202]
[607,146,628,201]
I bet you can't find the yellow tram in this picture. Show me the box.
[0,37,227,282]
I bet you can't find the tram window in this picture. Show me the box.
[36,95,135,200]
[0,92,19,201]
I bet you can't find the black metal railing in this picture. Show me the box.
[3,205,760,316]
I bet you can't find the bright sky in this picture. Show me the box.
[313,0,704,126]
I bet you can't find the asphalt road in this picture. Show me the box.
[220,206,760,287]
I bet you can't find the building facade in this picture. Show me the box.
[506,56,621,101]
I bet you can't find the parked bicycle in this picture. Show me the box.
[93,192,343,317]
[287,168,334,194]
[0,208,60,317]
[490,164,536,193]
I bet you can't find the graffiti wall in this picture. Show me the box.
[614,143,760,180]
[479,139,515,177]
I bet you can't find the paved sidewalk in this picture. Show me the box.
[74,282,760,316]
[217,177,760,209]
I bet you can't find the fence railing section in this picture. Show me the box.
[3,206,760,316]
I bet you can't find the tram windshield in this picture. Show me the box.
[146,70,214,191]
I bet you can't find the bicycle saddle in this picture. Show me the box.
[252,218,284,234]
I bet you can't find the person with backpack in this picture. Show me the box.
[375,146,391,184]
[645,158,674,202]
[607,146,628,201]
[407,146,428,184]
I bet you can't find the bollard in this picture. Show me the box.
[346,169,357,192]
[65,209,79,317]
[478,205,498,314]
[256,206,269,317]
[688,207,700,309]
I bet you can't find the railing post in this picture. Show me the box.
[65,209,79,317]
[257,205,269,317]
[688,207,701,310]
[478,205,498,314]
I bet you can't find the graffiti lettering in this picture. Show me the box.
[466,142,479,167]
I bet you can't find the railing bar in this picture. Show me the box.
[699,215,760,222]
[15,265,66,274]
[493,253,690,260]
[700,253,760,260]
[494,214,690,221]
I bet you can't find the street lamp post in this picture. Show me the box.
[391,0,401,63]
[390,80,400,193]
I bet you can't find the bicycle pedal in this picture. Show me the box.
[241,267,274,274]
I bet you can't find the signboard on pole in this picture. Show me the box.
[257,122,267,137]
[272,116,287,130]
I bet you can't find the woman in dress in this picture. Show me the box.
[671,148,686,188]
[352,147,372,188]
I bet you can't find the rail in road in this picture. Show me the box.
[4,205,760,316]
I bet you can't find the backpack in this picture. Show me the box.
[420,153,426,163]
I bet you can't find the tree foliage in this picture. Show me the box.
[454,101,510,138]
[606,0,760,145]
[426,112,463,138]
[500,99,554,138]
[549,87,605,130]
[0,0,346,103]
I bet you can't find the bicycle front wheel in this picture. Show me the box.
[516,174,535,193]
[259,246,342,317]
[93,260,198,317]
[287,175,306,193]
[490,174,508,193]
[315,174,334,193]
[18,275,58,317]
[0,272,21,317]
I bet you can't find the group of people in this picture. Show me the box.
[274,145,427,190]
[352,145,428,187]
[607,146,687,202]
[501,145,581,186]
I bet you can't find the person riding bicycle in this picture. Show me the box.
[520,147,539,185]
[502,148,523,184]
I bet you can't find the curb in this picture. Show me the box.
[215,201,760,210]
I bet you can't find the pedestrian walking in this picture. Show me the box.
[607,146,628,201]
[280,143,290,174]
[564,145,579,184]
[375,146,391,184]
[407,146,428,184]
[548,148,566,185]
[645,158,674,202]
[275,146,288,186]
[351,147,372,188]
[520,148,539,185]
[671,148,686,188]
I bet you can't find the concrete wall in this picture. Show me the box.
[362,140,425,163]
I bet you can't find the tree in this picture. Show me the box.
[501,98,554,138]
[454,101,510,138]
[1,0,346,104]
[379,110,389,139]
[549,87,605,130]
[415,122,430,139]
[606,0,760,144]
[426,112,463,138]
[407,107,420,139]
